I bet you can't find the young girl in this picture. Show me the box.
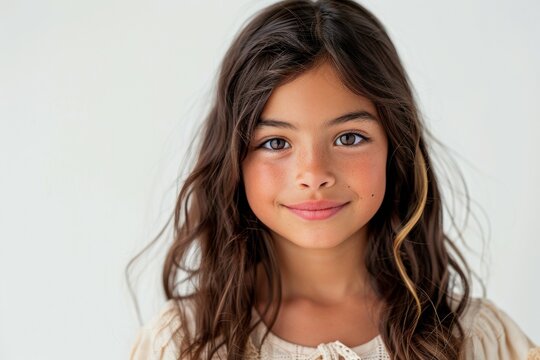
[128,0,538,359]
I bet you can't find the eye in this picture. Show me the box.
[335,132,367,146]
[257,132,368,151]
[259,138,291,151]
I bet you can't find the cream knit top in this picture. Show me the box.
[129,297,539,359]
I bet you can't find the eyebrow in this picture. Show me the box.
[255,110,378,130]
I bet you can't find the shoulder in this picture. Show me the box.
[129,298,196,360]
[458,297,539,360]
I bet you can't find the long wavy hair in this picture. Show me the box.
[127,0,482,359]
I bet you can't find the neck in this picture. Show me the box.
[256,227,376,306]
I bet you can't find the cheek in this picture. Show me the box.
[242,157,286,210]
[344,151,387,203]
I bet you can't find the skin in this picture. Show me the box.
[241,61,388,347]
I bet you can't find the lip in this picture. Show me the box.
[285,200,348,210]
[284,200,349,221]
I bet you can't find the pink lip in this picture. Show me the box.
[284,200,349,221]
[286,200,347,210]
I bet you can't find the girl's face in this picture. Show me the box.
[241,62,388,250]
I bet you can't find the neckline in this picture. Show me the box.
[250,307,382,355]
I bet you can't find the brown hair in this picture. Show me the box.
[127,0,481,358]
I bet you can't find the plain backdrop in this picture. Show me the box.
[0,0,538,359]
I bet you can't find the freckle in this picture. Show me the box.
[371,193,374,197]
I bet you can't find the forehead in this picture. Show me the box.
[260,62,378,125]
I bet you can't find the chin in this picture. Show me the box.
[275,229,356,250]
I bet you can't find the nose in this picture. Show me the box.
[295,145,336,190]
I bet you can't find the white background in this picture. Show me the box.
[0,0,538,358]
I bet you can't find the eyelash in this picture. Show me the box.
[256,132,369,151]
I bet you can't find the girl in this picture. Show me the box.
[128,0,538,359]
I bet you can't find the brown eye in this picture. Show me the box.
[335,133,366,146]
[260,138,290,151]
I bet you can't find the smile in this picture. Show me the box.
[284,203,348,221]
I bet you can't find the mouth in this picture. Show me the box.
[284,202,349,221]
